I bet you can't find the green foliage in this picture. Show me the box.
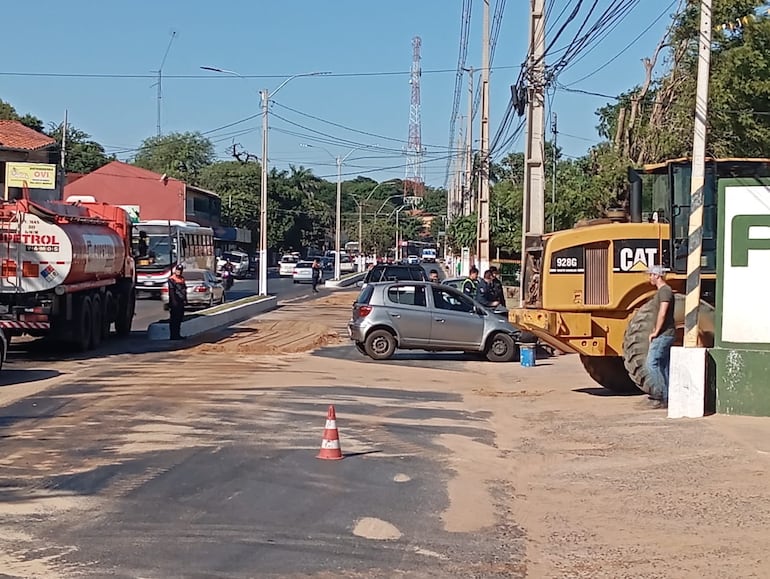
[48,123,113,174]
[0,99,44,132]
[133,132,214,184]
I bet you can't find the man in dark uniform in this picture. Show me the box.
[311,258,322,294]
[489,266,506,307]
[168,264,187,340]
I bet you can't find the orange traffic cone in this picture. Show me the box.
[317,405,343,460]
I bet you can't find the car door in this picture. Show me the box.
[428,286,485,349]
[383,284,431,347]
[206,271,223,301]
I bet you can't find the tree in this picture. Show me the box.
[198,160,261,232]
[134,132,214,184]
[48,123,113,174]
[0,99,44,132]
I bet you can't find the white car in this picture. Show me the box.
[279,254,299,276]
[339,254,356,274]
[217,250,249,278]
[293,261,320,284]
[406,255,420,265]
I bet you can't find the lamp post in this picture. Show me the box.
[394,205,409,263]
[353,179,399,271]
[300,143,375,280]
[201,66,330,295]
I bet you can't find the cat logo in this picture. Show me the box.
[613,240,660,273]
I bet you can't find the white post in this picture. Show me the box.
[335,157,342,280]
[259,89,269,296]
[669,0,712,420]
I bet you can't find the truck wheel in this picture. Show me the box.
[622,299,657,395]
[579,355,640,393]
[115,288,135,337]
[486,332,517,362]
[91,295,103,349]
[75,296,93,352]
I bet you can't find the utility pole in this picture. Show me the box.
[684,0,713,347]
[335,156,343,280]
[463,67,474,216]
[478,0,491,272]
[551,112,558,232]
[60,109,68,170]
[154,31,177,138]
[520,0,547,303]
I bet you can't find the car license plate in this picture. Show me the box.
[143,281,154,287]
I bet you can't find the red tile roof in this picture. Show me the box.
[0,120,56,151]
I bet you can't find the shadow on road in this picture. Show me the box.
[0,368,60,387]
[573,387,643,397]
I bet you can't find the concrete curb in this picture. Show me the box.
[147,296,278,341]
[324,272,366,290]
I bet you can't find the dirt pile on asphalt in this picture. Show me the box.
[315,290,358,307]
[195,320,341,355]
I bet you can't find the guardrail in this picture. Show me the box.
[147,296,278,341]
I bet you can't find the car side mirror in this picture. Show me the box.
[355,281,364,288]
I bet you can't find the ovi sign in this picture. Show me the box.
[721,184,770,343]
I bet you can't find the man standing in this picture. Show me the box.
[489,266,506,307]
[311,258,322,294]
[476,270,500,308]
[646,265,676,408]
[168,264,187,341]
[428,269,440,283]
[461,266,479,299]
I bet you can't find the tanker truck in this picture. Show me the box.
[0,197,136,351]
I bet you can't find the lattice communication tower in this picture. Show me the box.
[405,36,425,199]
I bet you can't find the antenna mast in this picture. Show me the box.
[154,31,177,137]
[405,36,425,199]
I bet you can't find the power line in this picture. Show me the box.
[0,64,520,80]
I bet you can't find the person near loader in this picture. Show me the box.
[489,266,506,307]
[646,265,675,409]
[461,266,480,299]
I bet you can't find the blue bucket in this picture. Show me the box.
[519,343,536,367]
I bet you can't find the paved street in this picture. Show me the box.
[4,269,770,577]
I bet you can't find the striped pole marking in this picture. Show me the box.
[684,0,712,349]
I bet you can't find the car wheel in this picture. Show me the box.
[486,332,517,362]
[208,295,214,308]
[354,341,366,356]
[364,329,396,360]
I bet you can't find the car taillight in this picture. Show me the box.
[161,286,169,293]
[194,286,207,293]
[356,304,372,318]
[293,269,298,274]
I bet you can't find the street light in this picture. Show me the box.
[351,179,400,271]
[201,66,330,295]
[394,205,409,263]
[300,143,376,280]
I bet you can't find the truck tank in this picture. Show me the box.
[0,201,128,292]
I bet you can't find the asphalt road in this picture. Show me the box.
[133,271,328,331]
[0,282,525,578]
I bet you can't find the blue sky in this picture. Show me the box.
[1,1,677,186]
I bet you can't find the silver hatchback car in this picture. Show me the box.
[348,281,525,362]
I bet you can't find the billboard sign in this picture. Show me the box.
[718,182,770,345]
[5,162,57,190]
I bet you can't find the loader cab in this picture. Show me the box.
[642,158,770,275]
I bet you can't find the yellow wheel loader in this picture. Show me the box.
[510,158,770,393]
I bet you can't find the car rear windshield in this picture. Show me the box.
[281,256,298,263]
[296,261,313,268]
[356,285,375,304]
[185,271,205,281]
[367,266,425,283]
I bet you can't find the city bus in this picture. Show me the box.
[133,220,215,297]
